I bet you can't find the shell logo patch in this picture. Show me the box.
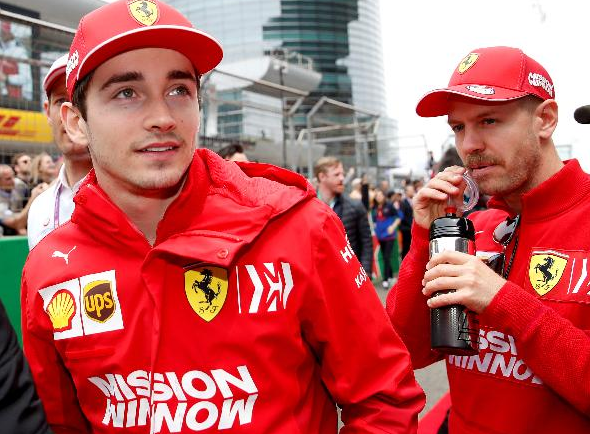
[83,280,115,323]
[46,289,76,332]
[128,0,159,26]
[529,252,568,296]
[184,266,228,322]
[458,53,479,74]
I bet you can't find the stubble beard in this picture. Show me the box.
[473,138,541,198]
[87,127,194,194]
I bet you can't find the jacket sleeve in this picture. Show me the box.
[386,224,443,369]
[0,300,52,434]
[355,201,374,274]
[302,211,425,433]
[482,282,590,415]
[21,272,91,434]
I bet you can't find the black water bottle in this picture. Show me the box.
[429,213,479,355]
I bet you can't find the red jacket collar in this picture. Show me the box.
[72,149,315,247]
[487,159,590,221]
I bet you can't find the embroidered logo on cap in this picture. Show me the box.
[184,266,228,322]
[128,0,159,26]
[457,53,479,74]
[466,85,495,95]
[528,72,554,97]
[65,50,79,83]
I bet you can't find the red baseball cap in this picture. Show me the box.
[43,54,69,97]
[65,0,223,98]
[416,46,555,117]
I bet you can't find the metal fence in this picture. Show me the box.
[0,8,401,184]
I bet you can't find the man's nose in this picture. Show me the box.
[144,97,176,133]
[458,126,484,155]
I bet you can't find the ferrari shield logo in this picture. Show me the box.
[128,0,159,26]
[458,53,479,74]
[184,266,228,322]
[529,252,568,296]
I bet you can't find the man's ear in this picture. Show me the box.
[61,102,89,146]
[535,99,558,140]
[43,99,50,121]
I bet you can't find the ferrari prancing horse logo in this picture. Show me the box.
[529,252,568,296]
[184,266,228,322]
[457,53,479,74]
[128,0,159,26]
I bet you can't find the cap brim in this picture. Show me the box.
[416,85,529,117]
[75,25,223,88]
[43,66,67,95]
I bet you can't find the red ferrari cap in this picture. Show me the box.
[65,0,223,98]
[43,54,69,96]
[416,46,555,117]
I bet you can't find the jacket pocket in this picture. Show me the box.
[65,346,115,360]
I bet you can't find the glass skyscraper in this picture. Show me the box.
[169,0,397,167]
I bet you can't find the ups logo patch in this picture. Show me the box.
[83,280,116,323]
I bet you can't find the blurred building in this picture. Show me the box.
[169,0,398,171]
[0,0,399,176]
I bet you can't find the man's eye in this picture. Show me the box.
[451,124,464,133]
[169,85,191,96]
[53,98,67,106]
[482,118,496,125]
[115,88,135,99]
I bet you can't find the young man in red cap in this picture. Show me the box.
[387,46,590,433]
[27,53,93,249]
[20,1,424,433]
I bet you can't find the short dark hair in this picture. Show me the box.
[71,70,202,120]
[11,152,29,168]
[71,70,95,120]
[218,143,244,160]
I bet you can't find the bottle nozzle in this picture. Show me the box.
[444,206,457,215]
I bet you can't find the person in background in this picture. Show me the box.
[11,152,31,211]
[372,189,401,288]
[399,184,415,258]
[217,142,248,162]
[349,177,363,201]
[12,152,31,184]
[27,54,93,249]
[30,152,57,187]
[315,156,373,274]
[0,21,32,100]
[0,163,21,213]
[388,46,590,433]
[21,1,424,432]
[0,164,46,235]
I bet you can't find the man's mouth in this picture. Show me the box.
[138,141,180,153]
[140,146,176,152]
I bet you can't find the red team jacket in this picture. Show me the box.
[22,149,424,434]
[387,159,590,433]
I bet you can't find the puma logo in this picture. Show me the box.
[51,246,76,265]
